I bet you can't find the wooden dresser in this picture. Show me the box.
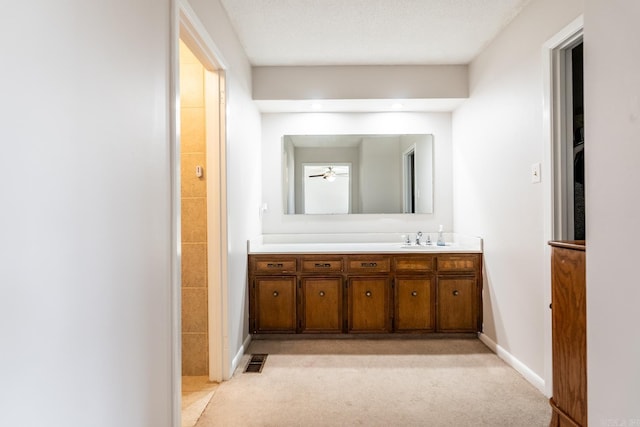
[248,252,482,335]
[549,240,587,427]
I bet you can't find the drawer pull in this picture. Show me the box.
[319,291,325,297]
[267,263,284,268]
[452,290,459,296]
[314,263,331,268]
[273,291,279,297]
[411,291,418,297]
[365,291,372,297]
[361,262,378,268]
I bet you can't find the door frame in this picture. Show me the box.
[171,0,230,423]
[402,144,416,214]
[541,15,583,398]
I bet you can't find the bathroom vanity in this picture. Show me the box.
[248,235,483,335]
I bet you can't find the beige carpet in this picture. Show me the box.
[196,338,550,427]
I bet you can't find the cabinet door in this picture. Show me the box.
[395,277,434,332]
[301,277,343,333]
[254,276,296,333]
[348,277,390,333]
[437,276,477,332]
[551,245,587,426]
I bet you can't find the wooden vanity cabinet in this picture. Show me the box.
[549,241,586,427]
[248,252,482,335]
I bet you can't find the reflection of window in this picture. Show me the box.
[303,164,350,214]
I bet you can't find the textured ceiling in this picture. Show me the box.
[219,0,532,66]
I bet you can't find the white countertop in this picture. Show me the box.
[248,233,482,254]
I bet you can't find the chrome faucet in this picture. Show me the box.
[416,231,423,245]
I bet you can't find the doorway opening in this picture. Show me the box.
[552,37,585,240]
[542,16,583,399]
[176,3,229,425]
[568,42,585,240]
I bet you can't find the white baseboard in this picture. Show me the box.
[478,333,546,395]
[229,334,252,377]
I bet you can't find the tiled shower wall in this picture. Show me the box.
[180,40,208,376]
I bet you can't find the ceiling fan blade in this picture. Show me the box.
[308,174,325,178]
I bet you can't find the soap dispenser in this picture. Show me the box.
[437,225,445,246]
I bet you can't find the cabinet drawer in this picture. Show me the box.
[347,257,390,273]
[394,256,435,273]
[253,258,297,274]
[301,258,343,273]
[437,255,478,272]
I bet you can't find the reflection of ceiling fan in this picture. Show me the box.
[308,166,348,182]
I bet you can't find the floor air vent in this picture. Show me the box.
[244,354,268,373]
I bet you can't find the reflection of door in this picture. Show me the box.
[403,147,416,213]
[402,136,434,214]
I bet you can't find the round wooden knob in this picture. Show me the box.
[365,291,372,297]
[273,291,279,297]
[319,291,325,297]
[452,290,459,296]
[411,291,418,297]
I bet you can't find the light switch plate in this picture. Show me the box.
[531,163,541,183]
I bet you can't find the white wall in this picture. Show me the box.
[359,136,402,213]
[584,0,640,423]
[452,0,583,391]
[253,65,468,100]
[0,1,173,426]
[187,0,262,377]
[261,112,453,234]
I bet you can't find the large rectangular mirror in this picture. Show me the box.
[283,134,433,214]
